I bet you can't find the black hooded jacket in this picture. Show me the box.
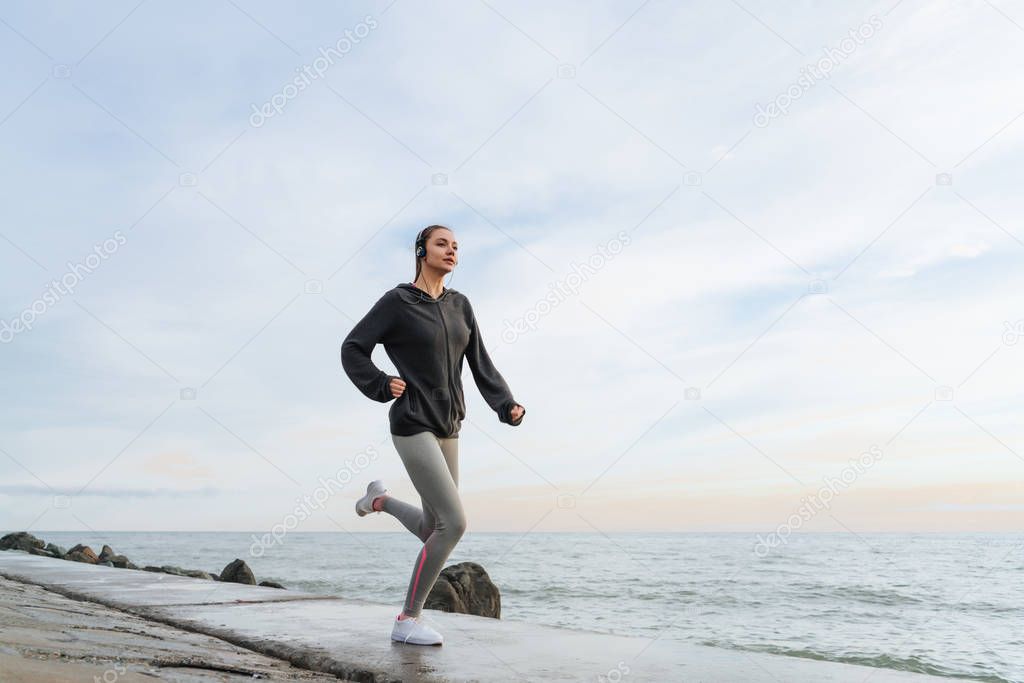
[341,283,525,438]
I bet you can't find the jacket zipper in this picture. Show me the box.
[436,302,457,435]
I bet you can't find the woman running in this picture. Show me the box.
[340,224,526,646]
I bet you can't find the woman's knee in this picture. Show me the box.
[449,509,467,538]
[436,508,466,539]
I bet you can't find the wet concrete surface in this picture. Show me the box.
[1,550,964,682]
[0,574,348,682]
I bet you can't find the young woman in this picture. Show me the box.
[340,224,526,646]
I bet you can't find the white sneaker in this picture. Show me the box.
[355,480,388,517]
[391,612,444,645]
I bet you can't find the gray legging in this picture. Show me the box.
[382,431,467,617]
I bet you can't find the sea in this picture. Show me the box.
[28,531,1023,682]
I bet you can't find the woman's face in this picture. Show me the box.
[424,228,458,273]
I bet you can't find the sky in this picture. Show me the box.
[0,0,1022,537]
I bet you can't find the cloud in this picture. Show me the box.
[1,0,1021,531]
[0,484,224,498]
[139,451,213,480]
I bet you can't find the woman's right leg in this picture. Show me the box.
[379,492,435,542]
[390,431,466,618]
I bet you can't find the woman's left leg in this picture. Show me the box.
[391,432,466,618]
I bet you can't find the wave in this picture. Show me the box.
[840,585,927,606]
[700,641,1013,683]
[777,581,929,607]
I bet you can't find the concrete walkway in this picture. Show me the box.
[1,550,961,682]
[0,574,344,682]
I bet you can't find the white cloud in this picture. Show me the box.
[1,0,1021,531]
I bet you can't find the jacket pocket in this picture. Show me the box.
[407,390,418,414]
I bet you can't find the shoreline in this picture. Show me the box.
[1,549,971,683]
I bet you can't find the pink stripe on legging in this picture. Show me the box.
[408,546,428,610]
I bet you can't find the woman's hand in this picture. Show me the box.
[510,404,525,423]
[389,377,406,398]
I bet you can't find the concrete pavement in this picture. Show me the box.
[0,550,963,682]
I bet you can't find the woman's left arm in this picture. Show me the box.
[464,301,525,426]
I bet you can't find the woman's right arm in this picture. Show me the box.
[341,292,400,403]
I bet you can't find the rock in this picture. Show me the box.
[45,543,66,558]
[142,565,163,573]
[97,545,134,569]
[107,555,132,568]
[65,545,99,564]
[29,547,59,558]
[209,570,221,581]
[159,565,188,576]
[219,559,256,585]
[259,580,285,589]
[0,532,45,552]
[424,561,501,618]
[182,570,215,580]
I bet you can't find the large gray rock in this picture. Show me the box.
[219,558,256,585]
[0,532,45,552]
[425,561,501,618]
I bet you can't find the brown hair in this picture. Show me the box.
[414,224,452,281]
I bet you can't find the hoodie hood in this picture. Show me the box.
[394,282,457,304]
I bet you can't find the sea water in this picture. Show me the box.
[32,531,1023,682]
